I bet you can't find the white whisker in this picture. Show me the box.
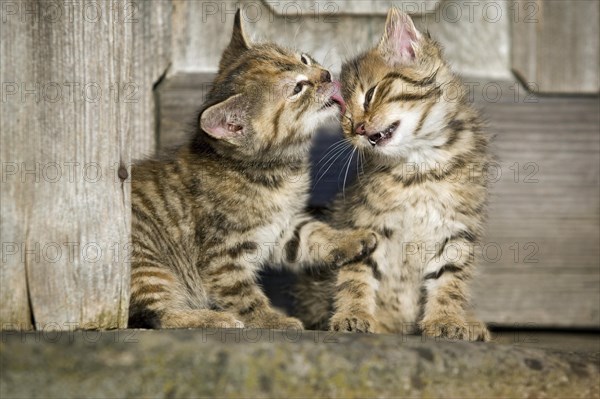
[313,146,352,187]
[343,148,357,200]
[315,139,350,167]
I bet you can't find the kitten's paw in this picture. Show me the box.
[214,313,245,329]
[420,315,488,342]
[328,229,379,266]
[466,317,491,342]
[247,313,304,330]
[274,316,304,330]
[420,315,467,340]
[330,311,376,333]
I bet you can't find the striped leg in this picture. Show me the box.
[129,257,244,329]
[329,259,380,333]
[419,235,489,341]
[204,257,303,330]
[129,207,247,330]
[276,217,378,271]
[293,268,335,330]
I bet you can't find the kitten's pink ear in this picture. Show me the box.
[200,94,248,140]
[219,9,252,72]
[378,7,422,64]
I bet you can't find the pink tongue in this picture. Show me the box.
[331,80,347,115]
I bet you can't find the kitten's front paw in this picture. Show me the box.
[328,229,378,266]
[330,311,376,333]
[466,316,491,342]
[420,314,489,342]
[247,313,304,330]
[275,316,304,330]
[214,313,245,329]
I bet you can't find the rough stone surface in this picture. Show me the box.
[1,329,598,398]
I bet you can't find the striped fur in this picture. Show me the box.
[129,11,377,329]
[295,8,490,341]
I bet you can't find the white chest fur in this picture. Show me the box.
[247,177,309,264]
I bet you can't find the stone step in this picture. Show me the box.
[1,329,598,398]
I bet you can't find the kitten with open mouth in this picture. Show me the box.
[295,8,491,341]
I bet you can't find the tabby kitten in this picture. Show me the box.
[129,11,377,329]
[296,8,490,341]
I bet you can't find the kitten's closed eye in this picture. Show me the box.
[364,86,377,110]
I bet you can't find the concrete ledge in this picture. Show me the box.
[1,329,598,398]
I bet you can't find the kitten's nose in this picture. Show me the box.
[321,70,332,83]
[355,123,367,135]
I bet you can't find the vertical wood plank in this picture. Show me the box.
[0,0,167,330]
[131,0,172,160]
[512,0,600,93]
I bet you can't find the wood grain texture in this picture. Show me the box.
[262,0,441,15]
[131,0,172,160]
[170,0,511,80]
[156,74,599,327]
[473,92,599,327]
[155,73,212,149]
[512,0,600,94]
[0,0,169,330]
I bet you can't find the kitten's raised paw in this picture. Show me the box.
[328,229,378,266]
[330,312,376,333]
[420,315,488,342]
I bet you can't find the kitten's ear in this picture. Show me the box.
[378,7,422,64]
[200,94,249,140]
[219,9,252,72]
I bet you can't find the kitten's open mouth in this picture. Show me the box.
[367,121,400,146]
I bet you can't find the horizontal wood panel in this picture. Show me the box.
[156,74,599,327]
[172,0,511,80]
[473,272,600,328]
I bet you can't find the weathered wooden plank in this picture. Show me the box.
[155,73,211,149]
[423,0,511,80]
[512,0,600,93]
[0,0,169,330]
[170,0,511,80]
[473,272,600,328]
[131,0,172,160]
[262,0,441,15]
[472,94,599,327]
